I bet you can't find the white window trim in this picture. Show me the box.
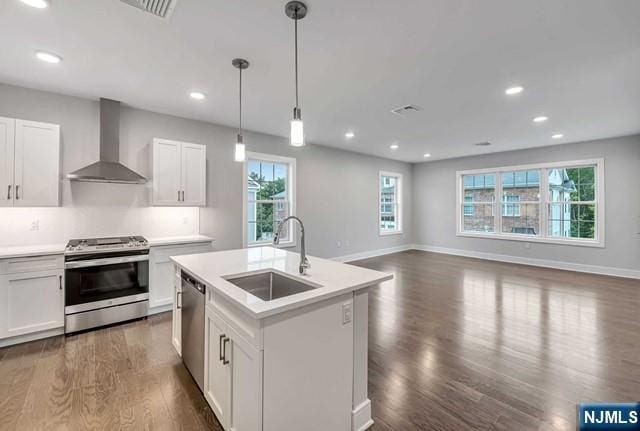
[243,151,297,248]
[455,158,605,248]
[379,170,403,236]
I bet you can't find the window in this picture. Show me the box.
[457,159,604,246]
[461,173,496,233]
[379,171,403,235]
[463,195,474,216]
[502,195,521,217]
[244,152,296,247]
[548,166,596,240]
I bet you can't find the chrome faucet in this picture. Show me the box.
[273,216,310,275]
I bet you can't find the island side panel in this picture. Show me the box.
[352,288,374,431]
[262,293,354,431]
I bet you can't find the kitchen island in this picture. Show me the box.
[170,246,392,431]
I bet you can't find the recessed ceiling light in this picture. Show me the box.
[390,144,399,150]
[505,86,523,95]
[533,116,548,123]
[345,131,355,139]
[552,133,564,139]
[423,153,431,158]
[35,50,62,63]
[189,91,206,100]
[19,0,49,8]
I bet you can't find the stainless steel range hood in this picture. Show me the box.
[67,98,147,184]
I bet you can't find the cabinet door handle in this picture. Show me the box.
[177,190,181,201]
[219,334,226,361]
[59,275,63,290]
[222,337,230,365]
[15,185,19,200]
[6,185,10,200]
[181,190,185,202]
[176,291,182,309]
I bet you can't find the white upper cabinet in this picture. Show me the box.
[180,143,206,206]
[0,117,15,207]
[14,120,61,207]
[0,118,60,207]
[152,138,206,206]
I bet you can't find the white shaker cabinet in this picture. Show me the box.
[0,254,65,345]
[149,241,213,311]
[0,117,60,207]
[204,306,262,431]
[152,138,206,206]
[0,117,15,207]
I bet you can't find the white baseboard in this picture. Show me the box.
[352,399,374,431]
[332,244,413,263]
[0,327,64,348]
[412,244,640,280]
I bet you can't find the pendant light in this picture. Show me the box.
[232,58,249,162]
[285,1,308,147]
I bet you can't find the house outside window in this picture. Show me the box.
[244,152,296,247]
[379,171,403,235]
[457,159,604,247]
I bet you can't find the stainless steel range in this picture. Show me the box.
[64,236,150,334]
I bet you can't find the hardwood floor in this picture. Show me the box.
[0,313,222,431]
[354,250,640,431]
[0,249,638,430]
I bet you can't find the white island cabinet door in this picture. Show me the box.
[180,142,206,206]
[0,269,64,339]
[205,307,230,428]
[152,138,182,205]
[228,325,263,431]
[0,117,15,207]
[13,120,60,207]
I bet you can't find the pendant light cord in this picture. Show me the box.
[239,67,243,133]
[294,9,299,108]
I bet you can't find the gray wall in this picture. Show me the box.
[0,83,413,257]
[412,135,640,272]
[121,107,413,257]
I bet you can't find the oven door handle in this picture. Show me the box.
[65,255,149,269]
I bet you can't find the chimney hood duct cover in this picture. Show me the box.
[67,98,147,184]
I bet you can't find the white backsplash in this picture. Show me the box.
[0,181,199,246]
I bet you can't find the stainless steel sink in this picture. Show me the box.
[224,271,320,301]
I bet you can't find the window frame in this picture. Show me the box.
[243,151,297,248]
[456,158,605,247]
[379,171,403,236]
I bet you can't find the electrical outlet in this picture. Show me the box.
[342,302,352,325]
[30,220,39,231]
[345,240,350,247]
[524,242,531,249]
[182,217,189,225]
[336,240,342,248]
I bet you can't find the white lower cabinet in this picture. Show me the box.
[0,256,64,342]
[150,242,212,310]
[205,306,262,431]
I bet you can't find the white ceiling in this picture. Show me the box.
[1,0,639,162]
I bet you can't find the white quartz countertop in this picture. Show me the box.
[147,235,214,247]
[0,244,66,259]
[0,235,214,259]
[170,246,393,319]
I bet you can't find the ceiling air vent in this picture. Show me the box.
[120,0,178,20]
[474,142,492,147]
[391,104,424,116]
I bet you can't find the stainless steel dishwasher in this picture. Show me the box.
[181,271,206,393]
